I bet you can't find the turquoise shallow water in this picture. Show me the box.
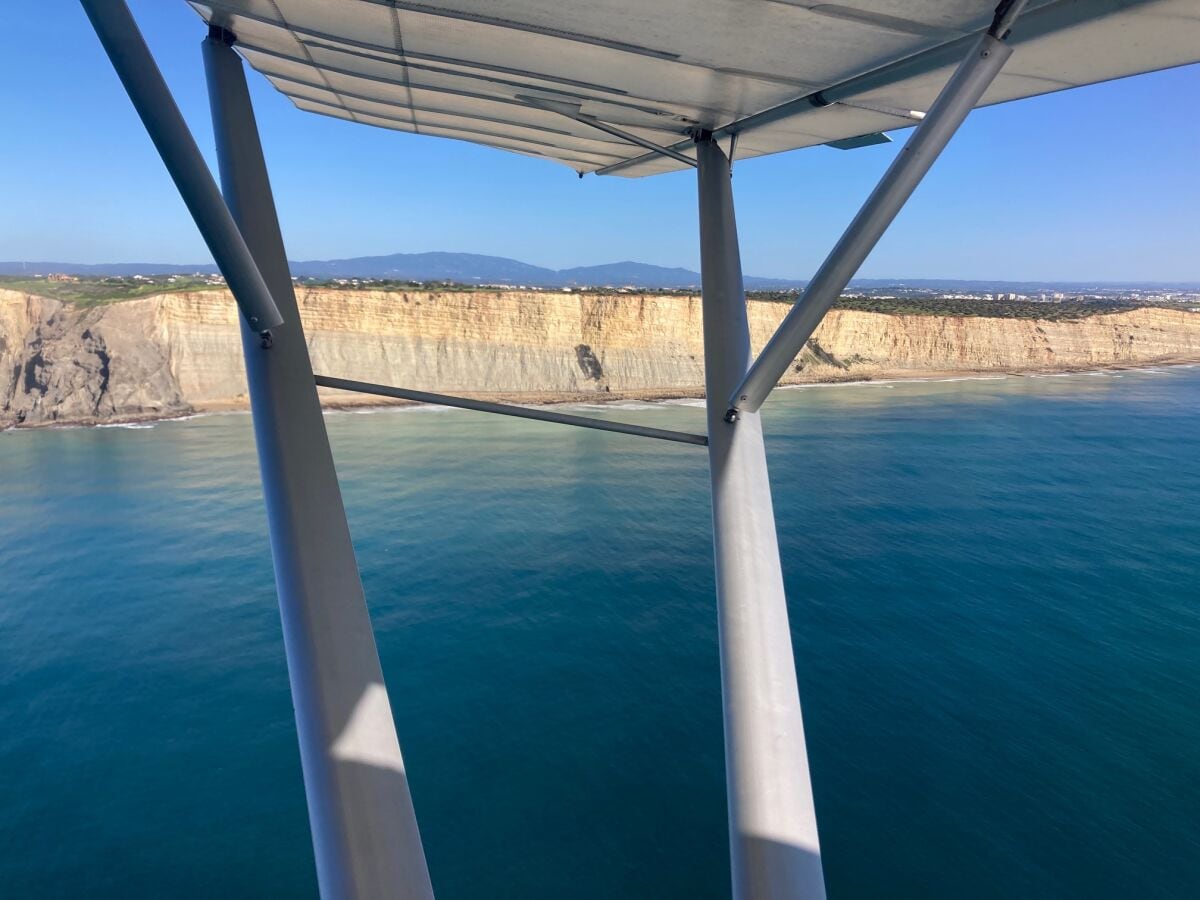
[2,367,1199,898]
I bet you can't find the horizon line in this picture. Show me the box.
[1,256,1197,287]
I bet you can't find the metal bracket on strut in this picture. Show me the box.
[208,23,236,45]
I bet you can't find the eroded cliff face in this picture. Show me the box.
[3,286,1200,427]
[0,292,188,427]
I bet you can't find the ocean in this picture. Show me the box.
[2,367,1198,898]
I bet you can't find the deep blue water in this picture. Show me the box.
[2,368,1199,898]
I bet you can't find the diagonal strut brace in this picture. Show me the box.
[519,96,697,168]
[314,375,709,447]
[79,0,283,334]
[727,0,1027,418]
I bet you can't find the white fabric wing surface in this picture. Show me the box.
[188,0,1200,176]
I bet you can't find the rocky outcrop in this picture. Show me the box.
[3,286,1200,428]
[0,293,188,427]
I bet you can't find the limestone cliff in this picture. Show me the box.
[3,286,1200,428]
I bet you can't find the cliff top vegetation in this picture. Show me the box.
[4,275,1184,321]
[0,275,218,306]
[795,295,1158,321]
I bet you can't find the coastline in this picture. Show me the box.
[7,288,1200,431]
[8,356,1197,432]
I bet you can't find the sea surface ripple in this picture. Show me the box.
[1,368,1198,898]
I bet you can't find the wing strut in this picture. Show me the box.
[205,25,436,899]
[727,1,1027,417]
[78,0,282,334]
[696,134,826,900]
[80,3,435,895]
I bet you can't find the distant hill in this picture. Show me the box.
[284,252,804,289]
[288,251,557,284]
[0,252,801,289]
[1,254,1195,293]
[558,261,702,288]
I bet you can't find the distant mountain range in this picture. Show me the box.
[2,252,1196,293]
[287,253,757,288]
[0,252,795,289]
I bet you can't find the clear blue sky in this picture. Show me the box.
[3,0,1198,281]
